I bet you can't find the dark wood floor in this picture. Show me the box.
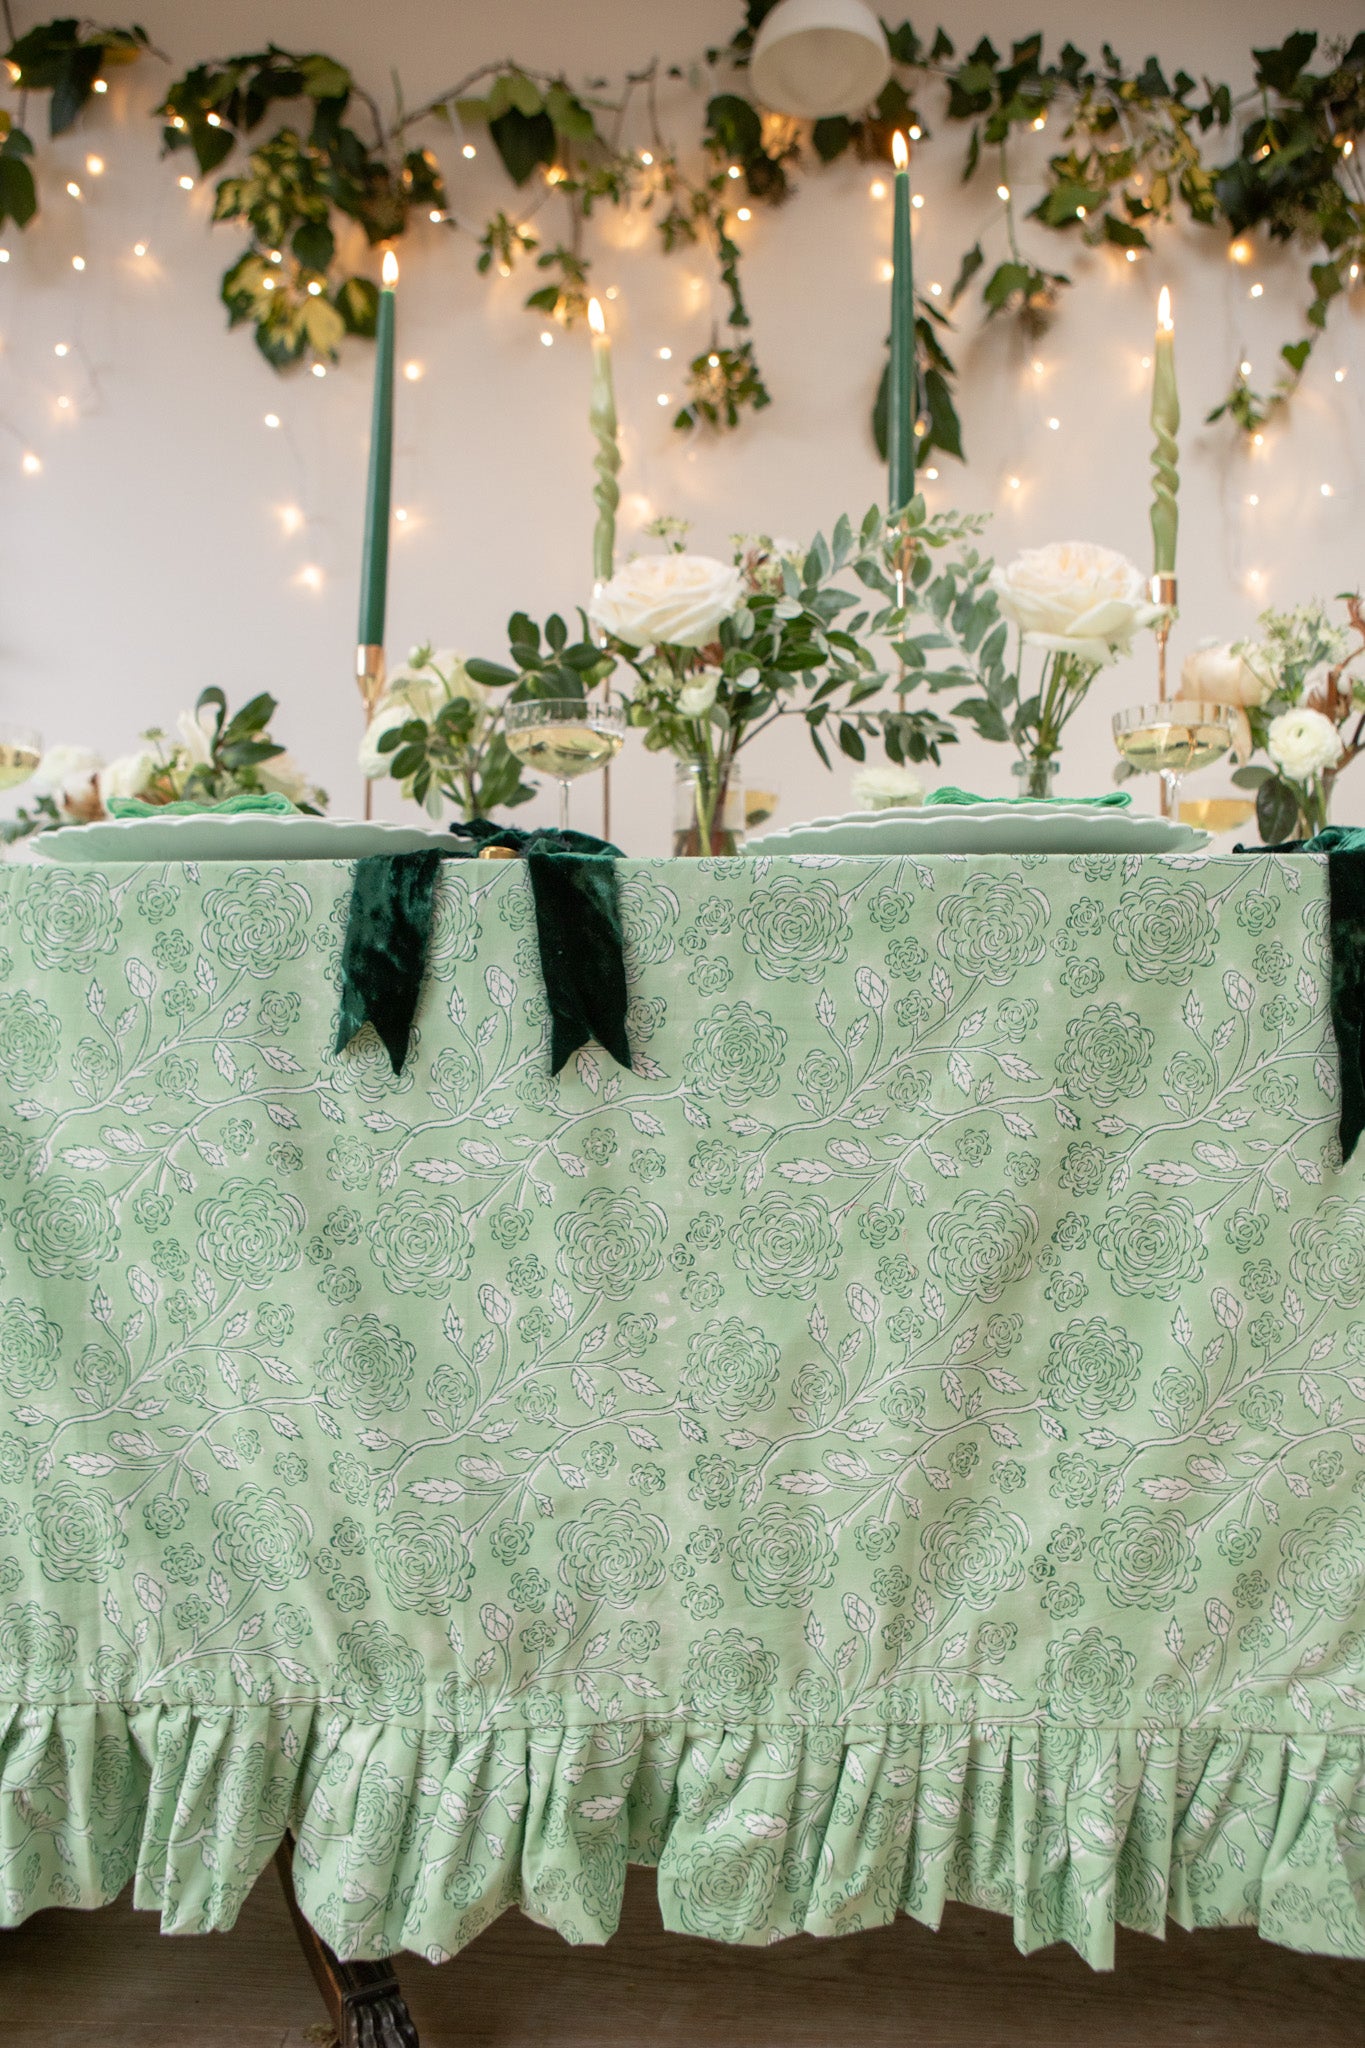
[1,1865,1360,2047]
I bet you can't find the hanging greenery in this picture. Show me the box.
[1,11,1361,461]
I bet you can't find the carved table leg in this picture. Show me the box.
[275,1836,420,2048]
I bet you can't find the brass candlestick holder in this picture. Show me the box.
[1150,573,1177,816]
[357,643,385,821]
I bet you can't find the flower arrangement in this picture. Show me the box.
[1182,597,1365,840]
[359,644,537,818]
[5,689,325,842]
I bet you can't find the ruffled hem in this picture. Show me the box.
[4,1707,1365,1970]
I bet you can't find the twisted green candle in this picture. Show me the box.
[887,130,916,515]
[587,296,620,587]
[1149,286,1179,577]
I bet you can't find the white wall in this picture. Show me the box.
[1,0,1361,850]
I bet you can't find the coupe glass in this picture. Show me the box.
[503,697,625,832]
[1112,702,1235,817]
[0,724,42,793]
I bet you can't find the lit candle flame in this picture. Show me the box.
[587,296,606,336]
[1157,285,1173,332]
[381,249,398,288]
[892,131,908,172]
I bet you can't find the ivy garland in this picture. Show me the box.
[1,9,1362,464]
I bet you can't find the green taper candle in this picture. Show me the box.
[358,247,398,648]
[1149,285,1179,577]
[887,130,916,515]
[587,295,620,587]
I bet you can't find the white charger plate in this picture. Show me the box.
[31,812,457,864]
[743,802,1210,856]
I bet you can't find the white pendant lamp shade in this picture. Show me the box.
[749,0,892,119]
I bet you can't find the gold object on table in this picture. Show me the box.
[477,844,519,861]
[356,643,386,822]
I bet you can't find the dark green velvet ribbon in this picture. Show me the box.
[1236,827,1365,1163]
[334,820,630,1079]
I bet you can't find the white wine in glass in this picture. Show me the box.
[504,697,625,832]
[1112,702,1235,816]
[0,725,42,792]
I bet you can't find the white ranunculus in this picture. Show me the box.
[1177,639,1270,709]
[589,553,744,650]
[1266,706,1343,783]
[176,705,217,767]
[255,750,312,804]
[990,541,1158,661]
[97,750,157,804]
[677,670,721,718]
[32,744,103,798]
[851,764,924,811]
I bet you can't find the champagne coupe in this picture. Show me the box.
[504,697,625,832]
[1112,702,1235,818]
[0,724,42,792]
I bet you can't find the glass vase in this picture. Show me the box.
[673,757,745,857]
[1013,756,1059,799]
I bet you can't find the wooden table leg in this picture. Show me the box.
[274,1836,420,2048]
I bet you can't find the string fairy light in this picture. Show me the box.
[911,194,924,209]
[1249,281,1264,297]
[85,156,104,176]
[311,363,326,378]
[869,179,886,199]
[539,330,554,346]
[736,206,752,221]
[462,144,476,159]
[178,175,194,191]
[263,412,281,429]
[403,360,423,380]
[70,256,84,271]
[295,564,324,591]
[658,346,672,359]
[21,452,41,475]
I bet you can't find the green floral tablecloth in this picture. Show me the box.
[0,848,1362,1971]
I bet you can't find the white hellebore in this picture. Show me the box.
[590,553,744,650]
[97,750,157,805]
[677,669,722,718]
[851,763,924,811]
[1266,706,1343,784]
[176,704,217,768]
[990,541,1158,661]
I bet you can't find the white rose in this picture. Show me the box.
[97,750,158,804]
[677,670,721,718]
[851,763,924,811]
[388,650,487,725]
[32,744,103,798]
[1177,640,1269,709]
[175,706,217,767]
[359,699,422,781]
[589,553,744,650]
[255,751,312,805]
[1266,706,1343,783]
[989,541,1158,661]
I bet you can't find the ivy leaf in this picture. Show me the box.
[335,275,378,336]
[922,367,964,461]
[949,240,984,305]
[0,132,37,230]
[1251,31,1317,95]
[49,43,104,137]
[488,105,556,185]
[706,93,763,161]
[292,218,335,272]
[811,116,854,163]
[981,260,1032,314]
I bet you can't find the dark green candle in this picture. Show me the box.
[358,248,397,648]
[887,131,916,515]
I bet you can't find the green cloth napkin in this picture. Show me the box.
[106,792,300,819]
[926,786,1132,808]
[335,820,630,1080]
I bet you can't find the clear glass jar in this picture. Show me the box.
[673,757,746,856]
[1013,756,1059,799]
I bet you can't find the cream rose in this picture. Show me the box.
[1178,640,1270,709]
[97,750,157,804]
[851,764,924,810]
[990,542,1158,661]
[590,554,744,650]
[33,745,102,798]
[1266,706,1343,783]
[677,670,721,718]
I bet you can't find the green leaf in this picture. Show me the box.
[298,53,352,103]
[464,658,519,687]
[49,44,103,137]
[706,93,763,162]
[1256,774,1302,845]
[949,241,984,306]
[1251,31,1317,95]
[335,275,378,336]
[1231,764,1273,789]
[292,219,335,272]
[0,147,37,229]
[837,720,866,762]
[488,105,556,185]
[982,261,1031,313]
[811,117,854,163]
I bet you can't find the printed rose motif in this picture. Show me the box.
[1108,877,1216,986]
[682,1317,781,1421]
[13,1176,118,1281]
[212,1485,312,1590]
[555,1187,667,1301]
[1094,1194,1207,1301]
[202,865,310,976]
[727,1502,837,1608]
[1090,1507,1198,1609]
[1278,1504,1365,1619]
[373,1512,474,1613]
[350,1765,409,1861]
[0,1600,79,1699]
[1290,1198,1365,1309]
[1041,1627,1136,1725]
[331,1023,418,1102]
[557,1499,669,1607]
[1043,1318,1143,1420]
[368,1191,473,1296]
[26,1481,127,1583]
[681,1626,779,1718]
[334,1618,425,1717]
[318,1314,416,1418]
[683,1001,788,1106]
[1054,1003,1154,1108]
[196,1178,304,1289]
[15,867,120,973]
[739,876,851,983]
[918,1496,1027,1610]
[618,874,678,966]
[426,882,481,978]
[0,990,61,1092]
[937,873,1048,984]
[0,1298,61,1399]
[665,1839,779,1941]
[927,1190,1037,1304]
[728,1191,840,1301]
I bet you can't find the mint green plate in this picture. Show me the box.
[32,813,455,864]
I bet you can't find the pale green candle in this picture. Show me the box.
[1150,285,1179,578]
[587,295,620,587]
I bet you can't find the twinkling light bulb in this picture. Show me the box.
[736,206,752,221]
[70,256,85,271]
[539,330,554,346]
[311,363,326,378]
[870,180,886,199]
[133,241,147,256]
[1007,475,1021,490]
[264,413,281,428]
[92,77,107,92]
[306,280,322,295]
[462,144,476,159]
[66,180,82,198]
[727,164,742,179]
[178,175,194,191]
[1247,493,1259,506]
[656,393,670,406]
[403,361,423,381]
[1249,282,1263,297]
[21,452,41,475]
[911,194,924,209]
[86,155,104,175]
[429,210,442,223]
[924,466,939,479]
[1047,417,1060,430]
[639,150,654,166]
[996,183,1010,200]
[658,347,672,360]
[54,342,69,357]
[1229,239,1252,263]
[1321,483,1335,497]
[297,564,323,591]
